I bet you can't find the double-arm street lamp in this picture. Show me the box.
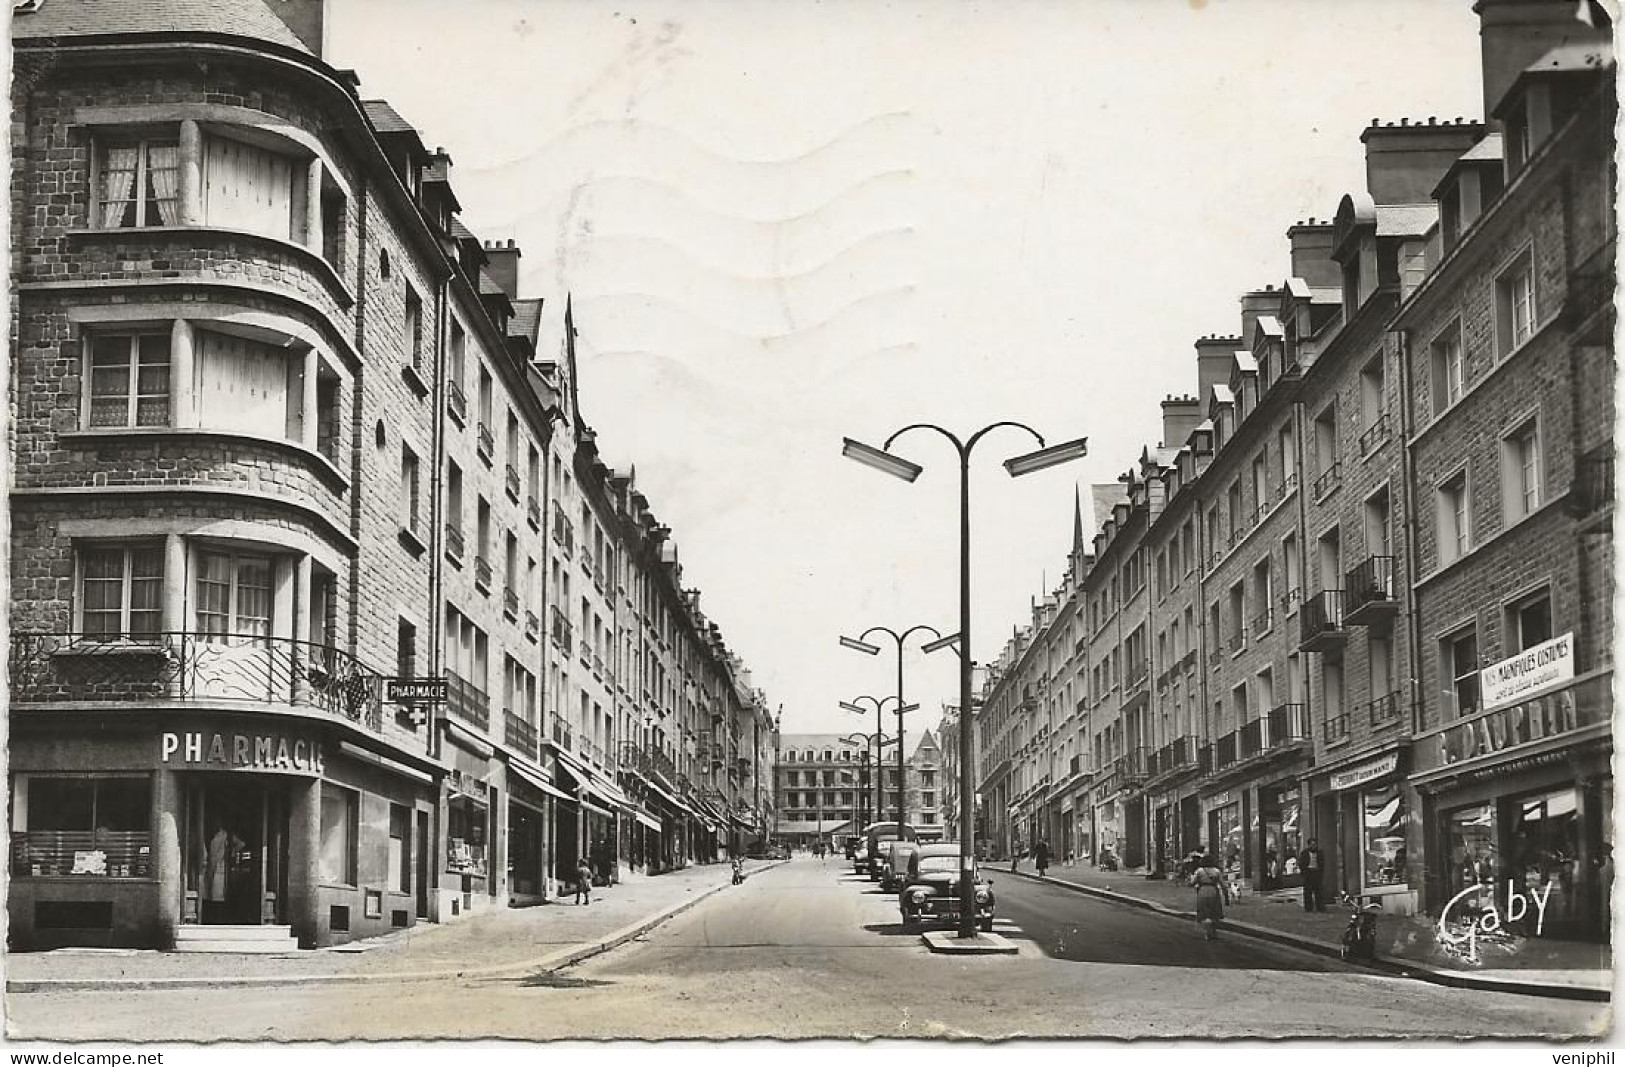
[837,695,912,827]
[840,626,946,829]
[843,422,1086,939]
[839,731,889,831]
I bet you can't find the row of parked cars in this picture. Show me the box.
[844,822,997,932]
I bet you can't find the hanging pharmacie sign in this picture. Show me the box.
[161,730,324,773]
[1479,632,1574,711]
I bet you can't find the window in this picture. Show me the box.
[389,805,411,894]
[1437,471,1471,566]
[195,329,303,442]
[1364,488,1392,560]
[80,544,164,638]
[1227,480,1242,542]
[195,550,272,638]
[1359,355,1385,432]
[1505,589,1553,652]
[1369,634,1394,700]
[17,776,152,878]
[478,368,494,432]
[1362,786,1406,887]
[203,135,298,241]
[1314,404,1338,477]
[396,617,416,679]
[1252,452,1268,516]
[1502,419,1542,521]
[1281,532,1300,608]
[400,445,421,535]
[88,333,170,427]
[1342,252,1362,318]
[449,322,467,396]
[1496,251,1536,356]
[1443,627,1480,718]
[1277,422,1295,490]
[405,288,424,372]
[96,139,179,228]
[1430,323,1465,415]
[445,460,464,557]
[320,784,358,886]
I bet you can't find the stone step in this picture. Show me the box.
[176,924,296,942]
[172,938,301,955]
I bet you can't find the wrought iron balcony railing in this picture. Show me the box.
[1299,589,1347,650]
[447,380,467,423]
[527,496,542,530]
[9,632,390,734]
[503,588,520,619]
[444,522,464,562]
[445,670,489,732]
[504,709,539,760]
[476,422,495,463]
[1312,459,1342,499]
[1325,712,1350,744]
[1366,691,1402,727]
[1344,555,1397,623]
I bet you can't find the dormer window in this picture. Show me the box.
[1341,254,1362,318]
[1440,183,1462,248]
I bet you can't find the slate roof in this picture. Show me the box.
[1375,203,1438,238]
[361,99,417,136]
[13,0,309,51]
[510,297,544,342]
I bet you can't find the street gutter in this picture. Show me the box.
[8,860,788,995]
[1005,868,1610,1003]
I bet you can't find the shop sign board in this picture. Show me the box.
[385,677,448,705]
[160,730,324,773]
[1416,672,1607,776]
[1201,791,1233,813]
[1479,633,1573,711]
[1329,753,1398,792]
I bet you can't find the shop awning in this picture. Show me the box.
[580,795,615,819]
[508,759,572,802]
[633,809,662,833]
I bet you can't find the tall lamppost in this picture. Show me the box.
[838,695,906,826]
[840,731,888,831]
[840,625,944,829]
[843,423,1086,938]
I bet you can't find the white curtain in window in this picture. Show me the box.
[195,330,292,440]
[203,136,295,240]
[99,146,138,228]
[146,144,180,226]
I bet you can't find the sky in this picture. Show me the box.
[327,0,1484,740]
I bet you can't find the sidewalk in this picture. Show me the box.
[1009,862,1612,1001]
[7,859,777,992]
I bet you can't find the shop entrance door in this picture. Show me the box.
[415,810,430,919]
[182,776,289,925]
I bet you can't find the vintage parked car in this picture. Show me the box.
[861,821,918,880]
[879,839,920,891]
[899,844,996,932]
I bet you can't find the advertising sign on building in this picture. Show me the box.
[386,677,449,704]
[1330,753,1398,792]
[1479,632,1574,711]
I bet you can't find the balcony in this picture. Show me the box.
[1299,589,1347,652]
[1325,712,1350,744]
[1366,690,1403,728]
[503,587,519,620]
[1312,460,1342,500]
[476,422,495,464]
[527,496,542,531]
[1344,555,1398,626]
[445,670,490,733]
[591,652,604,679]
[549,712,573,752]
[444,522,464,564]
[474,555,493,593]
[1358,412,1390,455]
[1224,628,1246,656]
[1214,730,1238,770]
[1251,606,1274,639]
[504,710,539,761]
[9,632,391,735]
[525,610,540,643]
[447,380,467,425]
[1238,717,1264,759]
[505,464,522,502]
[1124,662,1149,697]
[1120,747,1148,786]
[551,504,575,559]
[1268,703,1309,747]
[1207,645,1225,668]
[549,608,573,656]
[1572,446,1615,520]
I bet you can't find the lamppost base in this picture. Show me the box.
[920,930,1018,955]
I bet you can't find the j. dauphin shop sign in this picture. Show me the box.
[161,730,325,774]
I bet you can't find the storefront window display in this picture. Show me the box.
[1445,801,1497,901]
[1213,803,1242,874]
[13,775,152,878]
[1362,785,1406,887]
[446,794,488,878]
[1261,789,1302,887]
[1511,787,1581,930]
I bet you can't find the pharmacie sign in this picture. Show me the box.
[161,730,324,773]
[1479,633,1573,710]
[385,677,448,705]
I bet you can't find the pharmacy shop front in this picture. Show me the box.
[10,712,440,950]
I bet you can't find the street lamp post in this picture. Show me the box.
[843,422,1085,938]
[838,695,903,826]
[840,626,942,829]
[839,731,887,833]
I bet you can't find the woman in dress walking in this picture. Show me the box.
[1191,853,1228,940]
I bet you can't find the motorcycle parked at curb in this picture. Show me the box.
[1340,900,1383,962]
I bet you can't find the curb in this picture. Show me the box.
[8,860,787,995]
[1006,868,1610,1003]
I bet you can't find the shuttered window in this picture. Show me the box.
[195,329,300,440]
[203,135,297,241]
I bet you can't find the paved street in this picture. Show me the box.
[7,858,1607,1041]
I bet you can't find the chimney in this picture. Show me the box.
[1194,335,1240,403]
[1239,285,1278,347]
[484,239,521,301]
[1359,118,1487,205]
[1285,218,1339,288]
[268,0,327,57]
[1476,0,1610,131]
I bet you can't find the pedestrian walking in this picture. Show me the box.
[1191,853,1228,939]
[575,856,593,906]
[1034,840,1051,879]
[1298,838,1326,912]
